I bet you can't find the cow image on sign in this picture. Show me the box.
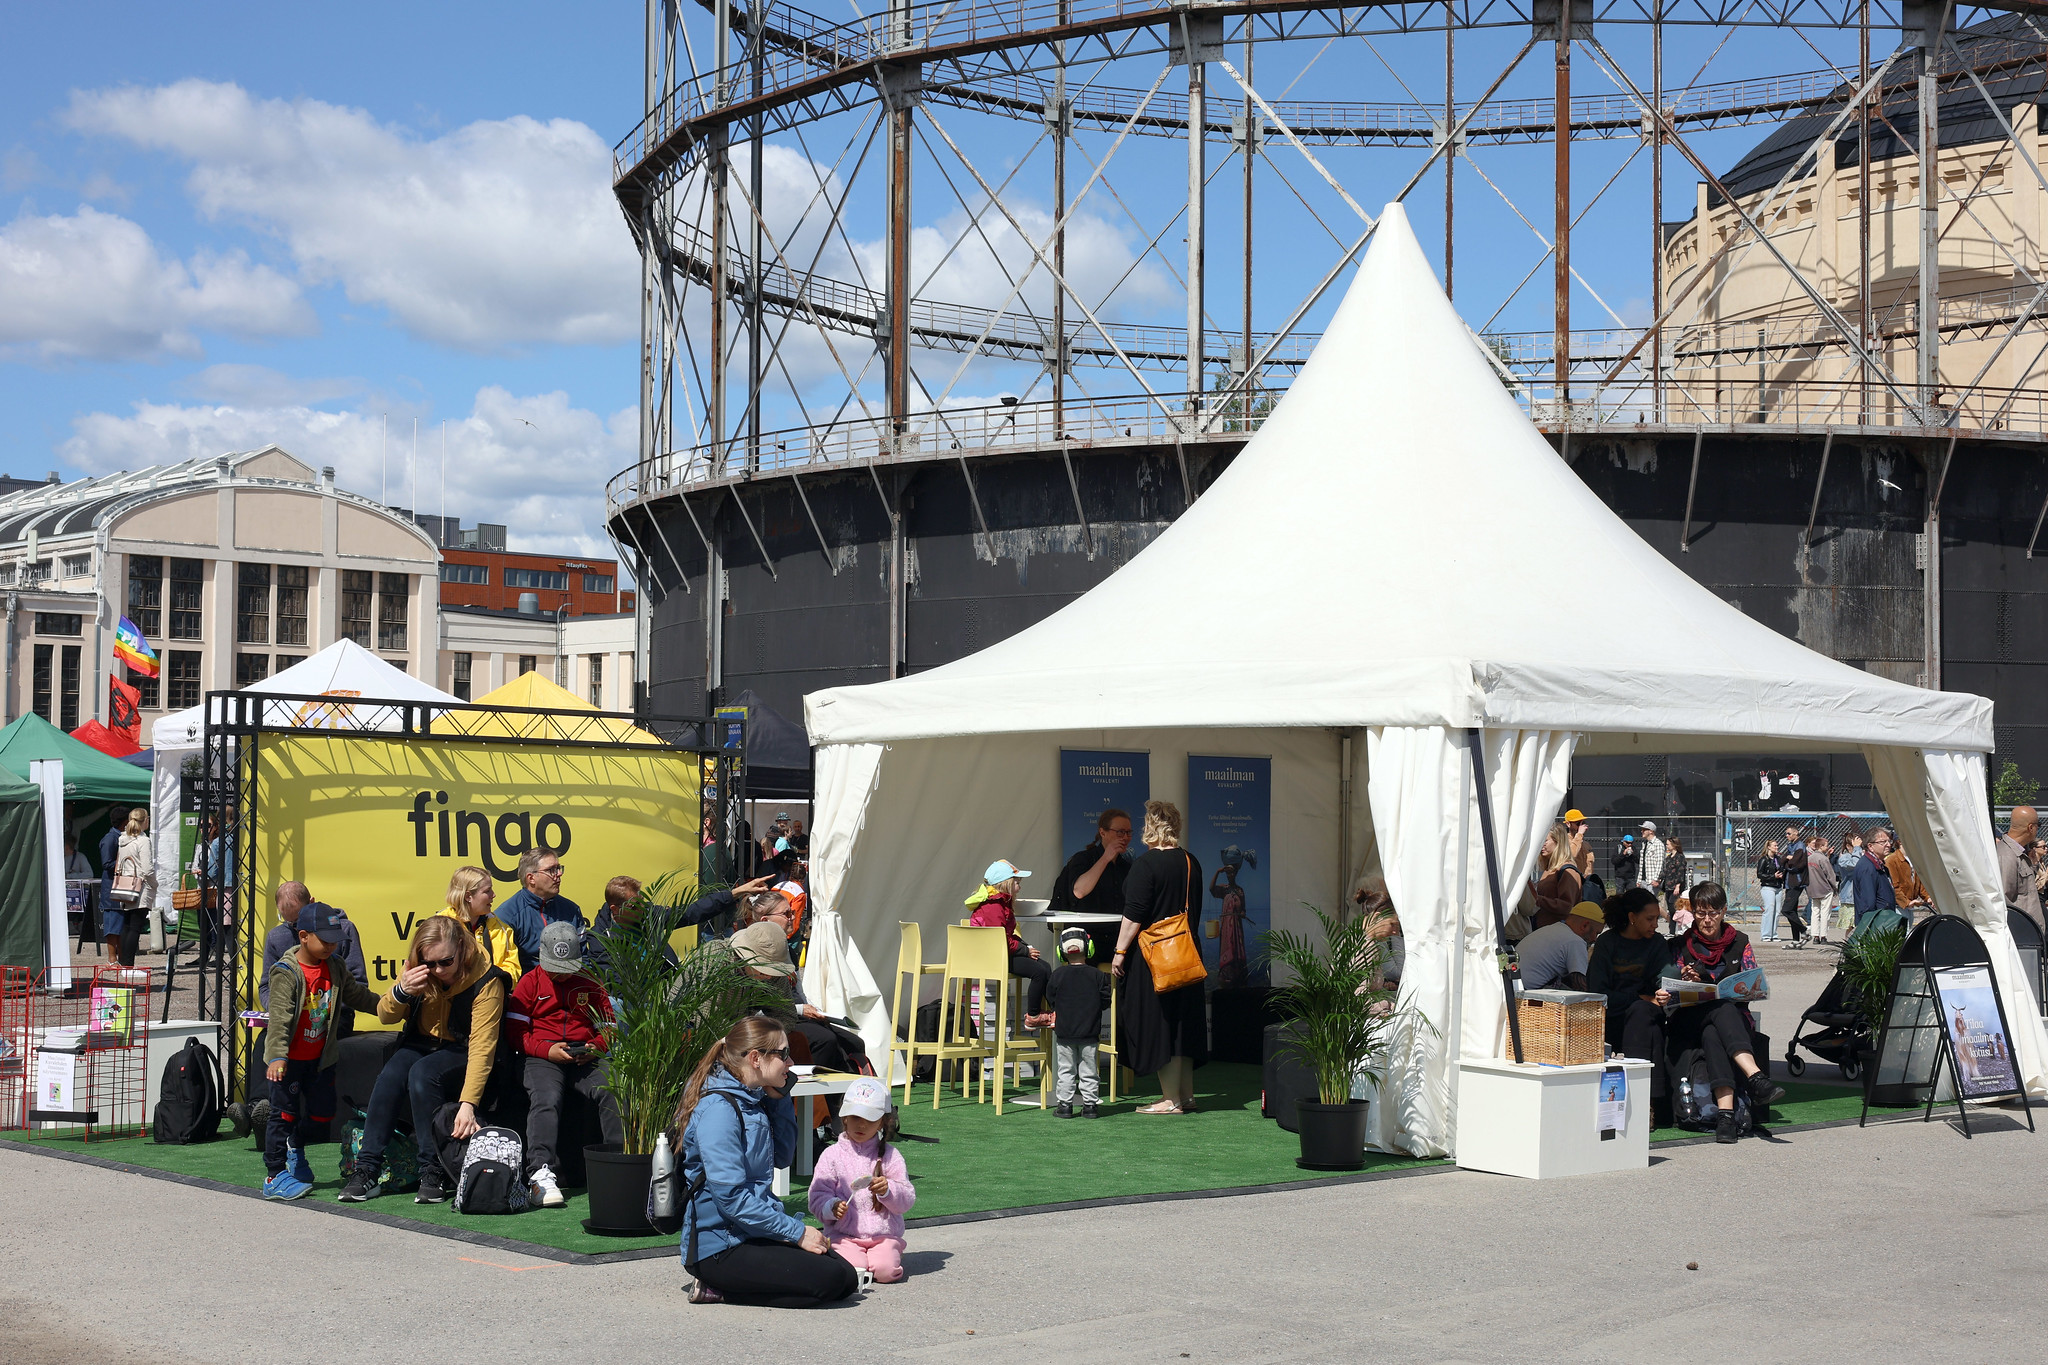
[247,736,700,1018]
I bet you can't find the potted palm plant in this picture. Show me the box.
[580,873,782,1234]
[1839,919,1917,1105]
[1262,905,1403,1170]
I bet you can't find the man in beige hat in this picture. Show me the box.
[730,922,870,1076]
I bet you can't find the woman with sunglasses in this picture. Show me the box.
[339,916,511,1203]
[675,1016,858,1307]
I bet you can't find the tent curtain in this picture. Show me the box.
[1864,744,2048,1097]
[804,742,891,1058]
[1367,725,1576,1157]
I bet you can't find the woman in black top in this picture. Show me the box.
[1049,807,1136,963]
[1586,889,1671,1110]
[1113,800,1207,1114]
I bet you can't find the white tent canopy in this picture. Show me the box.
[799,204,2042,1155]
[147,640,458,916]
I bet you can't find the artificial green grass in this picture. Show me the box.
[2,1067,1886,1259]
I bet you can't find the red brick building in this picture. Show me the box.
[436,549,635,617]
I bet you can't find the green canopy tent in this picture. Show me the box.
[0,713,152,802]
[0,770,46,970]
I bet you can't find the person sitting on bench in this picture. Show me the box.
[1666,882,1785,1143]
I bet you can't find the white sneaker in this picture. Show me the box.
[529,1165,564,1209]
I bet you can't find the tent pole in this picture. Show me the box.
[1337,730,1353,905]
[1449,732,1469,1155]
[1466,727,1524,1063]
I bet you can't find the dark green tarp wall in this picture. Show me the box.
[0,772,46,971]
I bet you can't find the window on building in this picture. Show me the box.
[22,560,51,586]
[0,565,14,587]
[518,654,537,676]
[235,653,270,686]
[273,655,303,676]
[31,644,51,723]
[452,653,472,701]
[58,644,80,732]
[439,563,488,585]
[127,554,162,638]
[588,653,604,708]
[276,564,308,646]
[169,559,204,639]
[61,553,92,579]
[167,651,203,710]
[34,613,82,637]
[129,664,158,711]
[582,574,615,595]
[237,562,271,644]
[341,570,373,646]
[377,573,409,652]
[504,568,569,591]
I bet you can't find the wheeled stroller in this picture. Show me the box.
[1784,966,1868,1081]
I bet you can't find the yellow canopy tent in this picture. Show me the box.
[430,671,661,745]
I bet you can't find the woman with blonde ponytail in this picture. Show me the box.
[676,1017,858,1308]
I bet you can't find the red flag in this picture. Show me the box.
[110,676,142,745]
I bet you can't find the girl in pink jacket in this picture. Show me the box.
[806,1077,916,1282]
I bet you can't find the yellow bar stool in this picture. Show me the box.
[886,920,947,1099]
[932,924,1049,1115]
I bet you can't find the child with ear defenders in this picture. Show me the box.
[1046,926,1113,1118]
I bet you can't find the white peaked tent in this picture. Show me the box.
[798,204,2046,1155]
[147,640,458,918]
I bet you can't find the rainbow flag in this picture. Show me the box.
[113,616,159,678]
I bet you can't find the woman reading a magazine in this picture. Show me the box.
[1666,883,1785,1142]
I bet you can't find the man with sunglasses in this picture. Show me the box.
[495,848,581,973]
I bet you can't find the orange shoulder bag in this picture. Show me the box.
[1138,852,1209,993]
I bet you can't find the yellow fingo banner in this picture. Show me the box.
[249,736,700,1018]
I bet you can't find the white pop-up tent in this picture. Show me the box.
[798,203,2045,1155]
[147,639,458,919]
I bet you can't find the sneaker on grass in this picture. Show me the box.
[337,1167,381,1203]
[415,1172,452,1205]
[262,1170,291,1200]
[528,1165,565,1209]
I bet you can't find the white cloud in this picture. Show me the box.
[0,205,310,360]
[60,386,632,556]
[182,363,364,405]
[66,80,638,350]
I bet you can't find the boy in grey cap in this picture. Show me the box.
[504,920,619,1207]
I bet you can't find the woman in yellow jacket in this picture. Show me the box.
[434,865,522,979]
[337,916,508,1204]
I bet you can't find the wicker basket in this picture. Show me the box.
[172,888,203,911]
[1513,990,1606,1066]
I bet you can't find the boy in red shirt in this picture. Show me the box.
[262,903,380,1200]
[504,920,620,1207]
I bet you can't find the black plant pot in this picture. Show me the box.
[1859,1041,1933,1108]
[582,1144,655,1236]
[1295,1099,1370,1171]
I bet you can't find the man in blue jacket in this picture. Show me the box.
[1847,827,1899,937]
[493,848,582,972]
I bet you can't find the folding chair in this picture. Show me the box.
[887,921,946,1096]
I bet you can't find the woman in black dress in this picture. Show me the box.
[1112,800,1207,1114]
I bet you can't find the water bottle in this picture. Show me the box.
[650,1132,678,1223]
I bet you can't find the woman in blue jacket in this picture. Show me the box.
[675,1016,858,1307]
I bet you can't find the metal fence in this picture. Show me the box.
[1573,811,1897,926]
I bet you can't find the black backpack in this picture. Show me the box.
[152,1038,224,1145]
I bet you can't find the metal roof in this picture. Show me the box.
[1714,14,2048,207]
[0,450,313,552]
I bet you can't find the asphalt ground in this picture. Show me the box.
[2,1093,2041,1363]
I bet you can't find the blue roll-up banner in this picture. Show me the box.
[1059,750,1150,868]
[1188,754,1271,988]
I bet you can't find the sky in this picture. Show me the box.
[1,4,1872,559]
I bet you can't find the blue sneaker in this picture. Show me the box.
[287,1143,314,1186]
[262,1170,291,1200]
[271,1170,313,1201]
